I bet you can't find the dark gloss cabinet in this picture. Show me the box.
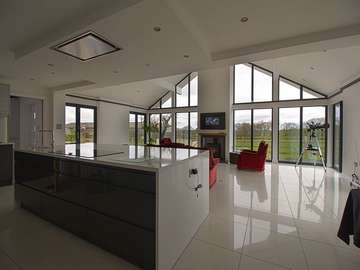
[15,151,156,270]
[0,144,13,186]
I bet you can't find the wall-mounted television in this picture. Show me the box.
[200,112,225,130]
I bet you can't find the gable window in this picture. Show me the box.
[234,64,273,104]
[279,76,326,101]
[176,73,198,107]
[161,92,172,108]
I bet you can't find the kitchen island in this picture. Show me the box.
[14,144,209,270]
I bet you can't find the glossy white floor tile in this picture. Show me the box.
[0,163,357,270]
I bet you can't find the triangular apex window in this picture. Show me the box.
[149,72,198,109]
[279,76,326,101]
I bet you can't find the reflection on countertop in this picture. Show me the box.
[15,143,207,171]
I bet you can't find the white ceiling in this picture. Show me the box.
[255,45,360,95]
[1,0,360,104]
[70,73,186,108]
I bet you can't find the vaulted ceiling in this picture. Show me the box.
[1,0,360,105]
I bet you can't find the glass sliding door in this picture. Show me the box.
[333,102,343,171]
[302,106,327,164]
[253,109,272,160]
[65,104,97,145]
[234,110,252,151]
[129,112,146,145]
[278,107,300,162]
[65,105,77,144]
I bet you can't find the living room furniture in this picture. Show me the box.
[237,141,268,172]
[229,151,240,164]
[149,138,219,188]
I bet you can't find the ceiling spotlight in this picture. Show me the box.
[240,17,249,23]
[29,78,35,81]
[153,26,161,32]
[310,66,315,70]
[51,72,55,75]
[48,63,54,67]
[183,54,190,59]
[145,63,151,67]
[113,70,119,74]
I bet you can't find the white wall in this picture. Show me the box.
[329,82,360,177]
[53,92,145,146]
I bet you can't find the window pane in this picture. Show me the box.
[80,107,95,143]
[137,114,145,145]
[65,106,76,144]
[129,113,136,145]
[279,78,300,100]
[161,113,172,140]
[151,100,160,109]
[333,103,342,171]
[190,112,198,147]
[176,78,189,107]
[302,106,326,164]
[253,67,272,102]
[234,64,252,103]
[149,114,160,144]
[253,109,272,160]
[190,73,198,106]
[161,92,172,108]
[279,107,300,161]
[176,113,189,145]
[234,110,251,151]
[303,88,324,99]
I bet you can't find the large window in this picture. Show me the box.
[161,113,172,140]
[129,112,146,145]
[332,102,343,172]
[234,64,273,103]
[279,76,326,101]
[149,114,160,144]
[65,103,97,145]
[234,109,272,160]
[176,73,198,107]
[278,106,327,163]
[175,112,198,147]
[278,107,300,162]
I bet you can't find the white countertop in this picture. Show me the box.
[15,144,208,172]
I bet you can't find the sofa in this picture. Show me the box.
[237,141,268,172]
[148,138,220,188]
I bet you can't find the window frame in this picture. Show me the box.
[277,105,328,164]
[129,111,147,145]
[278,75,326,101]
[175,73,198,108]
[65,103,97,145]
[175,111,198,146]
[332,101,343,172]
[233,63,274,104]
[233,108,273,161]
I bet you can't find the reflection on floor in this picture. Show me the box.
[0,163,359,270]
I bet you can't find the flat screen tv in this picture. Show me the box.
[200,112,225,130]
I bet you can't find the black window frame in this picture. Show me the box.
[65,103,97,145]
[129,111,147,145]
[278,76,327,101]
[277,105,328,165]
[332,101,343,172]
[233,63,274,105]
[233,108,273,161]
[175,111,198,146]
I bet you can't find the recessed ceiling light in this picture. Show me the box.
[310,66,315,70]
[48,63,54,67]
[29,78,35,81]
[51,72,55,75]
[52,31,121,61]
[145,63,151,67]
[240,17,249,23]
[153,26,162,32]
[113,70,119,74]
[183,54,190,58]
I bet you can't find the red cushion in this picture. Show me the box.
[160,138,172,146]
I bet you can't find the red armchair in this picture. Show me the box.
[237,141,268,172]
[151,137,219,188]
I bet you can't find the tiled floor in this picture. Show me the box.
[0,163,359,269]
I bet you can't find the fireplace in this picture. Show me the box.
[200,133,226,162]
